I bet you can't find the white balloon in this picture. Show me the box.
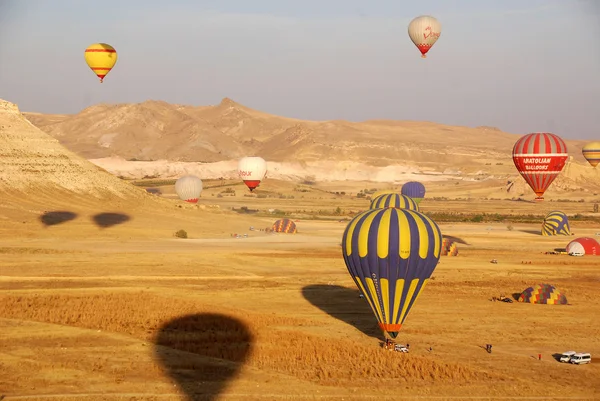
[408,15,441,58]
[238,156,267,191]
[175,175,203,203]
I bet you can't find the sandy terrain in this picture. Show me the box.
[2,99,600,400]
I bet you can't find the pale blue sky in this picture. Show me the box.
[0,0,599,139]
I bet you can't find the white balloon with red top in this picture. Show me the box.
[238,156,267,192]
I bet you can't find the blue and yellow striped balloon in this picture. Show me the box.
[541,211,570,236]
[342,208,442,339]
[370,193,419,211]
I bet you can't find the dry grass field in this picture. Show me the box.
[1,179,599,401]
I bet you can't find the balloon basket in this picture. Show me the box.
[534,197,544,202]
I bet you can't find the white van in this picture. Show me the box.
[569,251,584,257]
[569,353,591,365]
[559,351,577,363]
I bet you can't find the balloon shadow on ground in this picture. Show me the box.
[91,212,131,228]
[442,234,469,245]
[154,313,253,401]
[39,211,78,227]
[302,284,381,340]
[519,229,541,236]
[146,188,162,195]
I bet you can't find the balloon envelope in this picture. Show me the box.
[512,133,568,201]
[541,211,571,236]
[582,142,600,168]
[401,182,426,204]
[84,43,118,83]
[566,237,600,256]
[238,157,267,191]
[370,193,419,211]
[408,15,441,58]
[341,208,442,339]
[175,175,203,203]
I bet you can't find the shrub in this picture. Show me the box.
[174,229,188,239]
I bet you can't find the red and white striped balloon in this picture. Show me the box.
[512,132,568,201]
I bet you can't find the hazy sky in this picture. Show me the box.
[1,0,599,138]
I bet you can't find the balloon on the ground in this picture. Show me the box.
[238,156,267,191]
[341,208,442,339]
[582,142,600,168]
[541,211,571,236]
[518,284,567,305]
[408,15,441,58]
[84,43,118,83]
[566,237,600,256]
[370,193,419,211]
[272,218,297,233]
[512,132,568,201]
[401,182,426,204]
[441,238,458,256]
[175,175,203,203]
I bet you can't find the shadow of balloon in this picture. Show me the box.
[154,313,253,401]
[91,212,131,228]
[301,284,381,340]
[519,229,541,236]
[146,188,162,195]
[39,211,78,227]
[442,234,469,245]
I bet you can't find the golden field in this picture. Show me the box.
[1,178,599,401]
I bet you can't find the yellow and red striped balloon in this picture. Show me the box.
[84,43,118,83]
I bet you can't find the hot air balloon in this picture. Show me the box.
[238,157,267,191]
[84,43,118,83]
[541,211,571,236]
[401,181,426,204]
[582,142,600,168]
[370,193,419,211]
[175,175,203,203]
[512,133,568,201]
[566,237,600,256]
[408,15,441,58]
[342,208,442,339]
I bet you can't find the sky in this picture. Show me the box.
[0,0,599,139]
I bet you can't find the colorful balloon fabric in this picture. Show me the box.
[370,193,419,211]
[512,133,568,201]
[518,284,567,305]
[566,237,600,256]
[541,211,571,236]
[272,219,297,233]
[84,43,118,83]
[582,142,600,168]
[341,208,442,339]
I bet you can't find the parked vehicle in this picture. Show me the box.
[559,351,577,363]
[569,353,591,365]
